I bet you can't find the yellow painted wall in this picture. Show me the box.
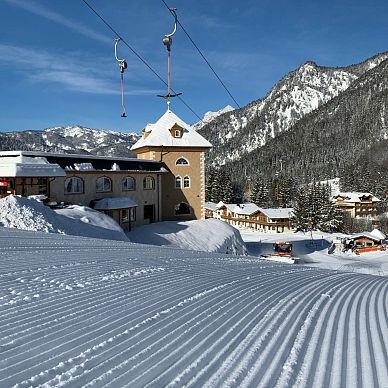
[134,147,207,220]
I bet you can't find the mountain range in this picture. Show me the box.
[1,51,388,200]
[197,52,388,166]
[0,126,140,156]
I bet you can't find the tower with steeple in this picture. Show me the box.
[131,109,212,220]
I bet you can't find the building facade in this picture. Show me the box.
[131,109,212,221]
[0,109,212,230]
[332,192,380,218]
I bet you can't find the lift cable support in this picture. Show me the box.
[157,8,182,110]
[81,0,202,120]
[161,0,241,109]
[114,37,128,117]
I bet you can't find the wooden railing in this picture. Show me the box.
[220,215,292,227]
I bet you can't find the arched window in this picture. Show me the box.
[122,176,136,191]
[64,177,84,194]
[183,176,190,188]
[96,176,112,192]
[175,176,182,189]
[175,202,191,215]
[176,157,189,166]
[143,176,155,190]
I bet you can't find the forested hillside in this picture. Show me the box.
[220,57,388,202]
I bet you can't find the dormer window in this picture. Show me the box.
[170,124,184,138]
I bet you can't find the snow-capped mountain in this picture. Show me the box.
[192,105,235,131]
[229,55,388,198]
[199,52,388,166]
[0,125,140,157]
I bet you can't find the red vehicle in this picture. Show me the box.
[273,242,293,257]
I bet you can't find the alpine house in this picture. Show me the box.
[131,108,212,220]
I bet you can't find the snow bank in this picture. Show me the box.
[0,195,128,241]
[128,218,247,255]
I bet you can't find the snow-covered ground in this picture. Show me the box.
[240,229,388,276]
[0,227,387,387]
[0,198,387,386]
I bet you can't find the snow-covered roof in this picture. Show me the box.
[0,151,165,173]
[232,203,260,215]
[259,208,294,219]
[333,192,380,203]
[349,232,383,242]
[370,229,386,240]
[0,154,66,177]
[131,109,212,150]
[93,197,138,210]
[204,202,218,211]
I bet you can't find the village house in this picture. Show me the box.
[344,229,386,254]
[205,201,294,232]
[332,192,380,218]
[0,109,212,230]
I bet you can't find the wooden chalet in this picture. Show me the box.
[346,229,386,254]
[205,202,294,232]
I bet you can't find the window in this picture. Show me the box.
[176,157,189,165]
[65,177,84,194]
[183,176,190,188]
[174,129,181,138]
[121,209,129,223]
[122,176,136,191]
[175,202,191,215]
[38,177,47,195]
[175,176,182,189]
[130,207,136,221]
[143,176,155,190]
[96,177,112,192]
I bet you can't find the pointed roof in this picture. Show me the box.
[131,109,212,150]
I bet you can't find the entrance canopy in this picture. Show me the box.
[93,197,138,210]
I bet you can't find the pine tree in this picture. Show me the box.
[218,169,234,203]
[205,168,217,202]
[292,190,310,231]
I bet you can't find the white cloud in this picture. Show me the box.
[4,0,111,44]
[0,44,161,96]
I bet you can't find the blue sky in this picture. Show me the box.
[1,0,387,134]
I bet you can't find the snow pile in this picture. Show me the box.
[128,218,247,254]
[66,162,95,171]
[0,195,128,241]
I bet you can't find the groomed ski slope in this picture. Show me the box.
[0,227,387,388]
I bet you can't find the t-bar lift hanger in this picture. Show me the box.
[114,37,128,117]
[157,8,182,110]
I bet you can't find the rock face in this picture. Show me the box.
[0,125,140,157]
[198,52,388,166]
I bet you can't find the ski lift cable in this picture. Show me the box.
[161,0,241,109]
[80,0,202,121]
[115,38,128,117]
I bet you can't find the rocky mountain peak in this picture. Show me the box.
[198,52,388,167]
